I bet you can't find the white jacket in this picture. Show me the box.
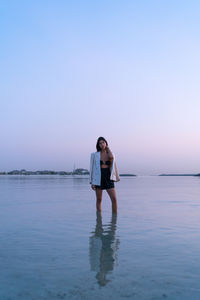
[89,151,120,185]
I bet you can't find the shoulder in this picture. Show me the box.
[90,152,96,156]
[91,152,100,159]
[90,152,97,158]
[112,152,115,158]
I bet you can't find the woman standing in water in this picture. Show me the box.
[89,137,120,213]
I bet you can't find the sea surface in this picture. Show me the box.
[1,175,200,300]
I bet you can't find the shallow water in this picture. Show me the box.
[1,175,200,300]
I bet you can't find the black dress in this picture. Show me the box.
[95,160,115,190]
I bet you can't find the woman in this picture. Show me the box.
[89,137,120,213]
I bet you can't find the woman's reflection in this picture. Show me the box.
[89,212,120,286]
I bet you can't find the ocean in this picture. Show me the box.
[1,175,200,300]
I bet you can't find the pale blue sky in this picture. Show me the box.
[1,0,200,174]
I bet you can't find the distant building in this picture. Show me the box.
[73,168,89,175]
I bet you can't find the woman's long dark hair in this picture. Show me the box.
[96,137,108,152]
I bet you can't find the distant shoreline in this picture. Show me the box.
[0,168,89,176]
[159,174,200,176]
[0,168,137,177]
[119,174,136,177]
[0,170,199,177]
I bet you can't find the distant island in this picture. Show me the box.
[119,174,136,176]
[0,168,89,175]
[159,174,200,176]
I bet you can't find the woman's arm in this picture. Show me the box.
[89,153,96,190]
[89,153,94,184]
[106,146,114,160]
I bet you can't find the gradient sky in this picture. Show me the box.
[1,0,200,175]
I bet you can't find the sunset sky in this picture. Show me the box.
[1,0,200,175]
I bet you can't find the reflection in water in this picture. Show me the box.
[89,212,120,286]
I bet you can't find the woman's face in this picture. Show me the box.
[99,140,107,150]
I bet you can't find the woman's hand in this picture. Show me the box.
[106,146,113,159]
[105,146,111,153]
[91,184,96,191]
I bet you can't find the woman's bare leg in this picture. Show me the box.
[95,188,103,212]
[106,188,117,213]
